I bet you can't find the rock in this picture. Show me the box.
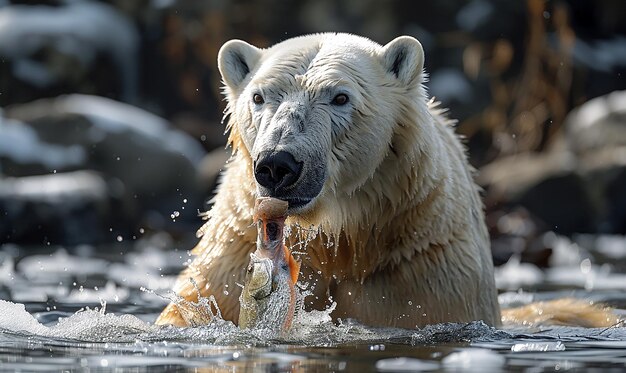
[480,91,626,236]
[1,95,208,242]
[0,171,135,245]
[478,151,576,203]
[582,153,626,234]
[568,91,626,234]
[487,207,552,267]
[0,1,139,105]
[565,90,626,154]
[605,168,626,233]
[456,0,526,41]
[517,172,597,235]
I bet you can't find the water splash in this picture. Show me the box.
[285,223,319,257]
[142,279,222,327]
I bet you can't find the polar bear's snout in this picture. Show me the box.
[254,150,302,193]
[253,146,325,210]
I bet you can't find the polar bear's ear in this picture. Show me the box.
[218,40,262,90]
[381,36,424,86]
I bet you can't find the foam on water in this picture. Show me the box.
[0,287,511,347]
[0,299,151,342]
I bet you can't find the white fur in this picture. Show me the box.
[157,33,500,328]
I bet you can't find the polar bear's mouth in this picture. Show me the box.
[284,197,312,210]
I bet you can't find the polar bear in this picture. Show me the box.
[157,33,620,329]
[157,33,500,328]
[156,33,501,328]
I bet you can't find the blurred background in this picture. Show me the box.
[1,0,626,274]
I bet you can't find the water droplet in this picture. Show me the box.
[580,258,592,274]
[139,228,145,234]
[183,199,188,203]
[408,300,413,306]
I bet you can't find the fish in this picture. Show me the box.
[238,197,301,333]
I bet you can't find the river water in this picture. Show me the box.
[1,233,625,371]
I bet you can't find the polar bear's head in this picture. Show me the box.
[218,33,425,222]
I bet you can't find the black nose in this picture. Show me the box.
[255,150,302,191]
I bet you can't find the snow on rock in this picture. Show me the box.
[0,1,138,101]
[0,170,131,245]
[565,90,626,153]
[0,170,107,201]
[0,114,86,170]
[2,95,208,241]
[4,95,206,167]
[16,248,110,281]
[55,94,206,164]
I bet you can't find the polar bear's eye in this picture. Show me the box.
[332,93,349,106]
[253,93,264,105]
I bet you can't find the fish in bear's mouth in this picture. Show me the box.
[238,197,301,332]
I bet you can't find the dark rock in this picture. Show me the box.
[0,1,139,106]
[487,207,553,267]
[1,95,208,242]
[456,0,526,41]
[565,90,626,154]
[605,168,626,233]
[582,154,626,234]
[0,171,135,244]
[568,90,626,234]
[517,172,597,235]
[480,91,626,236]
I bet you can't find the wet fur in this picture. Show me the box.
[156,33,616,329]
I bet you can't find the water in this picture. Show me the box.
[1,234,626,371]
